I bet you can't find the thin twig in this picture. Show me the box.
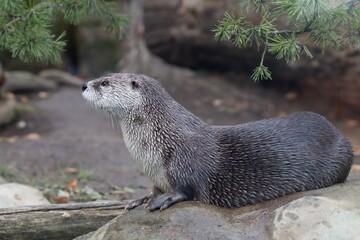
[272,29,294,34]
[346,0,360,8]
[4,17,22,28]
[260,35,268,66]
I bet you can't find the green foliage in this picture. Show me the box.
[0,164,14,177]
[268,34,313,62]
[0,0,127,64]
[251,64,272,81]
[213,0,360,80]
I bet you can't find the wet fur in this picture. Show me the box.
[82,73,353,210]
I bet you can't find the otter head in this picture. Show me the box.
[82,73,142,117]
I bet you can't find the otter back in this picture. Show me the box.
[205,112,353,207]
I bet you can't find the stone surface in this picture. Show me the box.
[39,69,83,87]
[0,183,50,208]
[0,176,6,184]
[0,95,17,126]
[75,202,268,240]
[75,181,360,240]
[271,196,360,240]
[4,71,57,93]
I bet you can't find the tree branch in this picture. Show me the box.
[0,200,129,240]
[346,0,360,8]
[260,35,268,66]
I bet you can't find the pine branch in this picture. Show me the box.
[252,35,272,81]
[214,0,360,81]
[0,0,128,64]
[346,0,360,8]
[4,17,22,28]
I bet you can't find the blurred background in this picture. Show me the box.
[0,0,359,204]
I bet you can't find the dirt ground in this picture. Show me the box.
[0,72,359,202]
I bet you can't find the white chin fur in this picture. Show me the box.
[82,92,112,112]
[82,91,97,103]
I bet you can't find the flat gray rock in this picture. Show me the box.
[0,183,50,208]
[39,69,83,87]
[4,71,57,93]
[0,176,7,184]
[271,195,360,240]
[75,181,360,240]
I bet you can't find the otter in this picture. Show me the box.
[82,73,353,211]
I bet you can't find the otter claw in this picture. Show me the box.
[146,192,187,211]
[125,196,150,210]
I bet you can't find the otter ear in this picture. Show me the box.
[131,80,139,89]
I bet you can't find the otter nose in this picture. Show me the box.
[82,82,88,92]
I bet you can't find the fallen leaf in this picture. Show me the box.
[278,111,287,117]
[353,145,360,156]
[65,178,78,192]
[53,190,70,203]
[111,185,136,195]
[211,99,222,107]
[284,92,298,101]
[53,195,70,203]
[38,91,49,99]
[351,164,360,172]
[23,133,41,140]
[66,167,78,174]
[345,119,360,128]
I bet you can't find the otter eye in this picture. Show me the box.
[131,80,139,89]
[101,80,109,87]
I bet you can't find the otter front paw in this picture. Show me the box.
[125,195,151,210]
[146,192,187,211]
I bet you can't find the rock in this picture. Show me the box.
[75,203,257,240]
[0,94,17,126]
[75,181,360,240]
[0,183,50,208]
[4,71,57,93]
[39,69,83,87]
[0,176,6,184]
[271,196,360,240]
